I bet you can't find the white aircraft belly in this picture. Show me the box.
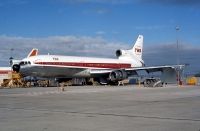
[20,65,91,78]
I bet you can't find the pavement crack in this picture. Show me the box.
[1,106,200,122]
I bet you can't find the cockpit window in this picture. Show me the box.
[19,61,25,66]
[20,61,31,66]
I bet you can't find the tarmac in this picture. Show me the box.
[0,85,200,131]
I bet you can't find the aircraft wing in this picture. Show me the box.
[125,65,185,73]
[90,65,185,75]
[126,65,185,83]
[89,65,185,84]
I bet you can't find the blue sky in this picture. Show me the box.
[1,0,200,43]
[0,0,200,74]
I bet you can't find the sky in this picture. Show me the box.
[0,0,200,75]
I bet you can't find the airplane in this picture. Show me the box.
[12,35,184,85]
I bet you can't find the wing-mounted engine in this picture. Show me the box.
[109,70,127,82]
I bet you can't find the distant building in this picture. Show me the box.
[0,67,12,85]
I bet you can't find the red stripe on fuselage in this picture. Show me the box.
[0,70,10,74]
[34,62,131,69]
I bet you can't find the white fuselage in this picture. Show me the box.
[20,55,142,78]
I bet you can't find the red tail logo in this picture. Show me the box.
[29,50,37,57]
[27,49,38,57]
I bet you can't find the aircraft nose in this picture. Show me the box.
[12,64,20,72]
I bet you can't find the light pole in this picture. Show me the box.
[9,48,14,66]
[176,26,180,65]
[175,26,180,86]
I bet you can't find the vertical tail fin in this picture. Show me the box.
[27,48,38,57]
[132,35,143,60]
[116,35,144,66]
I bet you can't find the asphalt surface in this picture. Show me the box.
[0,85,200,131]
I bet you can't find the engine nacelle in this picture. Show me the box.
[12,64,20,72]
[116,49,127,57]
[109,70,127,82]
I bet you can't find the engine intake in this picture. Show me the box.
[12,64,20,72]
[116,49,128,58]
[116,50,122,57]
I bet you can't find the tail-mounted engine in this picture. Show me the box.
[116,49,127,57]
[116,49,134,58]
[109,70,127,82]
